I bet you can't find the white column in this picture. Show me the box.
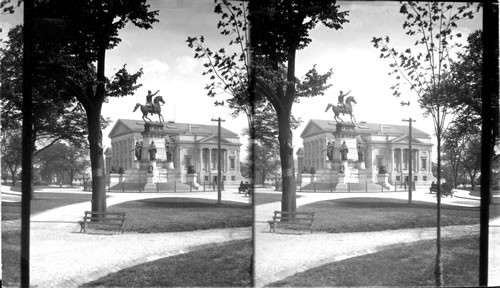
[416,149,420,172]
[428,150,431,173]
[391,148,395,173]
[198,148,202,171]
[236,150,240,173]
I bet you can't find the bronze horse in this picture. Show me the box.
[133,96,165,123]
[325,95,357,123]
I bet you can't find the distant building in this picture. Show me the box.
[107,119,243,184]
[299,120,434,187]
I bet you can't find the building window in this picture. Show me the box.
[423,176,427,181]
[421,158,427,170]
[204,176,209,181]
[230,157,235,169]
[396,176,401,181]
[231,176,236,181]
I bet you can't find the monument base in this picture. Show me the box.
[335,175,348,192]
[144,174,157,192]
[166,161,174,170]
[357,161,366,169]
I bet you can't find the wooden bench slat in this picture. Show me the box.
[79,211,126,234]
[268,211,315,234]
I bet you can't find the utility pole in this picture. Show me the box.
[211,116,225,204]
[402,117,416,204]
[22,0,34,286]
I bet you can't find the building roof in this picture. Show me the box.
[108,119,239,139]
[300,119,431,139]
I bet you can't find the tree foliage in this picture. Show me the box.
[32,0,159,213]
[187,0,254,128]
[245,141,279,185]
[1,25,96,155]
[0,130,22,185]
[372,2,480,133]
[36,142,90,186]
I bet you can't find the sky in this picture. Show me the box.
[0,1,483,162]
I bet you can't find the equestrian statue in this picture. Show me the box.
[325,90,357,123]
[133,89,166,123]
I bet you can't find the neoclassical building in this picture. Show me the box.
[298,119,435,187]
[107,119,243,184]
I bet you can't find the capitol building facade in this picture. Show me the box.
[105,119,243,185]
[297,119,435,189]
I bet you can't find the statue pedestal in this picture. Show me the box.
[144,176,157,192]
[377,174,392,189]
[134,160,141,169]
[340,160,349,175]
[335,174,348,192]
[357,161,366,170]
[166,161,174,170]
[325,161,332,170]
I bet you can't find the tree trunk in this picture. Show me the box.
[277,105,296,212]
[87,106,107,213]
[468,170,476,190]
[85,44,108,213]
[70,170,74,187]
[435,125,444,286]
[9,165,19,186]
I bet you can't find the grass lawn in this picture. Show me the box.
[106,197,252,233]
[1,192,92,220]
[298,197,479,233]
[269,235,478,287]
[81,239,252,287]
[2,227,21,286]
[255,192,301,205]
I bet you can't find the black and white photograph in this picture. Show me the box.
[0,0,498,287]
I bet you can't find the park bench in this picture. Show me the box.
[79,211,126,234]
[267,210,315,234]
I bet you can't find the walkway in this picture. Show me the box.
[254,188,499,287]
[2,186,251,288]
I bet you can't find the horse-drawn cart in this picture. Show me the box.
[429,182,454,197]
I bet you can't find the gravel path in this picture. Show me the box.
[254,188,499,287]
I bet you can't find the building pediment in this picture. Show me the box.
[391,135,424,144]
[108,120,135,138]
[198,134,233,145]
[300,120,334,138]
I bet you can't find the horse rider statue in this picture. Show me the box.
[133,89,166,123]
[325,89,357,123]
[338,90,351,112]
[146,90,160,111]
